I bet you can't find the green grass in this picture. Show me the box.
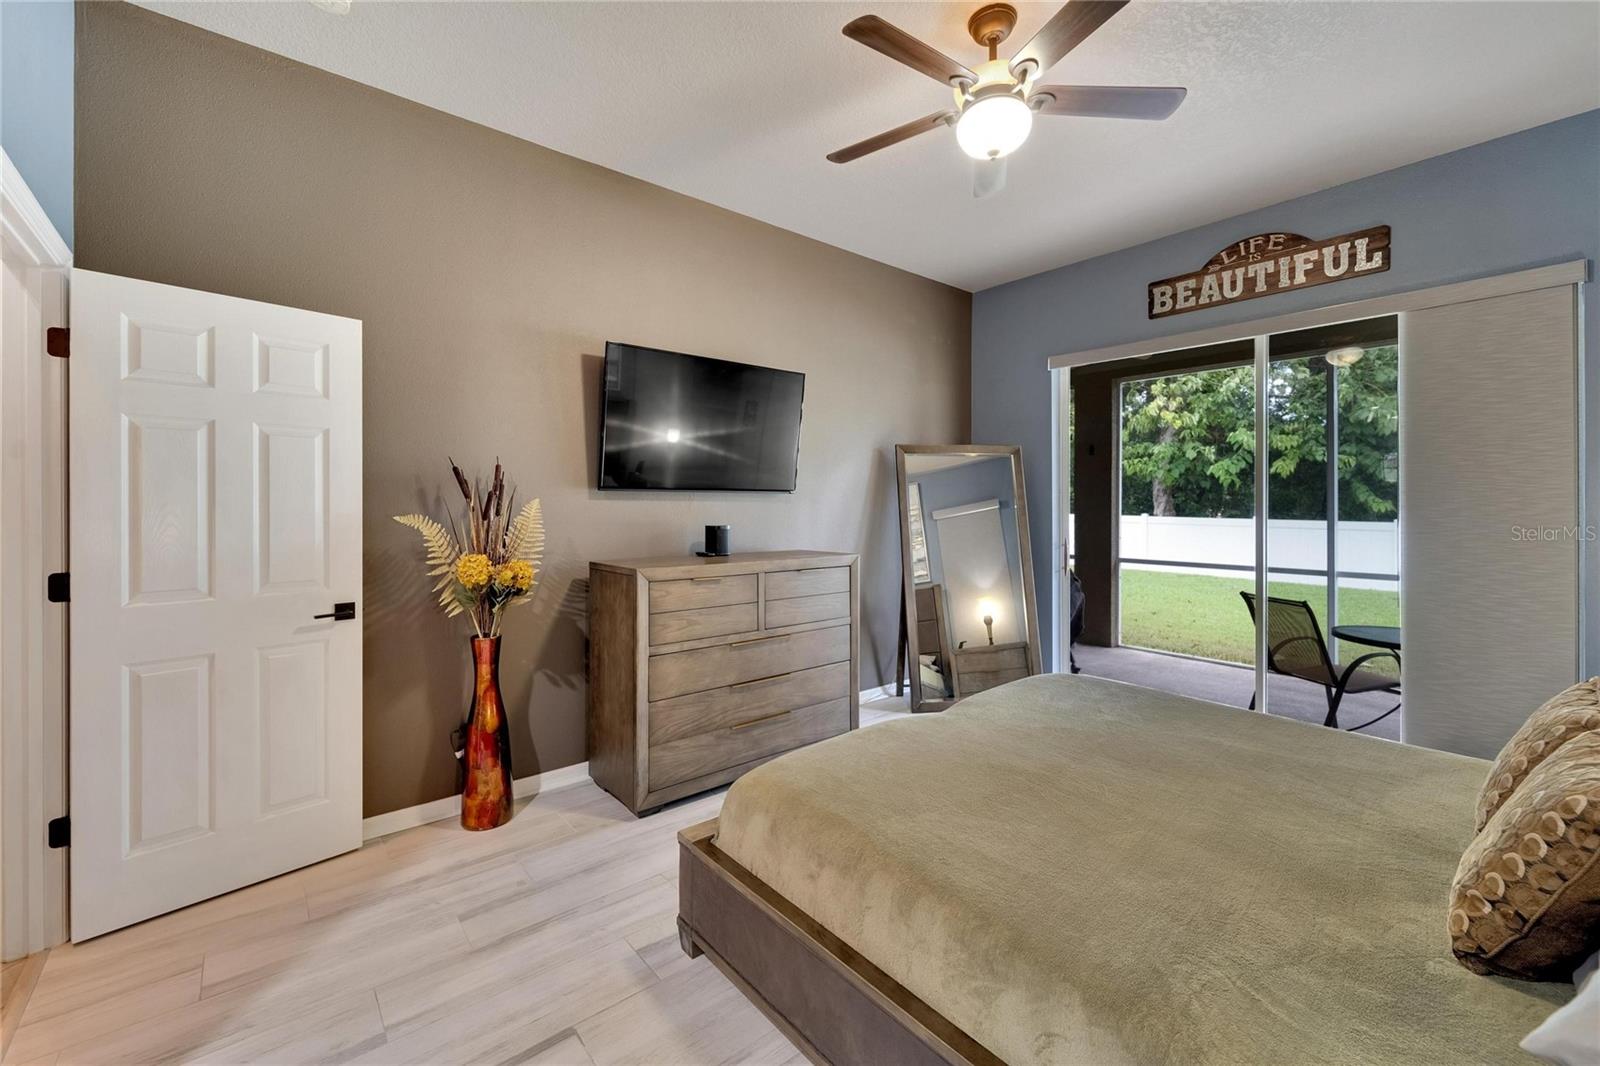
[1118,568,1400,673]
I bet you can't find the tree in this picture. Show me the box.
[1121,364,1255,517]
[1117,347,1399,521]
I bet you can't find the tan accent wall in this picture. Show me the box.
[75,3,971,817]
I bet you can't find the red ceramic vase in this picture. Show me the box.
[461,636,513,830]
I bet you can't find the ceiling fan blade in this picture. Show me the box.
[843,15,978,86]
[1009,1,1128,79]
[973,157,1008,200]
[827,110,954,164]
[1031,84,1187,120]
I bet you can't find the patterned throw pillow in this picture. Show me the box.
[1476,679,1600,831]
[1450,731,1600,980]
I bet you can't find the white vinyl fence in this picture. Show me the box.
[1072,515,1399,591]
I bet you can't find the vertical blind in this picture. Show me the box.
[1399,285,1580,758]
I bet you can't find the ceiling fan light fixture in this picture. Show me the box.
[956,92,1032,160]
[827,3,1183,172]
[1325,345,1366,368]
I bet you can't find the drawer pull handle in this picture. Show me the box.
[730,709,792,732]
[729,634,784,649]
[689,576,722,584]
[731,670,793,690]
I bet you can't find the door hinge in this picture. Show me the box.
[46,327,69,359]
[47,571,69,603]
[47,816,69,849]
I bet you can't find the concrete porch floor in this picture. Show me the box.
[1073,643,1403,741]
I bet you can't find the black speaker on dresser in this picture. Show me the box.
[700,524,731,557]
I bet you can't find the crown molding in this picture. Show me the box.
[2,150,71,269]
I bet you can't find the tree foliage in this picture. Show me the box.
[1119,348,1398,520]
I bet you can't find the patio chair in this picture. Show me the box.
[1238,592,1401,731]
[1068,570,1085,674]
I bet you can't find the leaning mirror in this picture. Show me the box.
[895,445,1042,712]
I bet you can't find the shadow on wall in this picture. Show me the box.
[582,353,604,489]
[367,480,489,803]
[364,549,463,804]
[512,573,588,781]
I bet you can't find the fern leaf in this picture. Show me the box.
[505,500,546,566]
[397,513,466,619]
[395,513,461,568]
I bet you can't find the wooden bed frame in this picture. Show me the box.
[677,818,999,1066]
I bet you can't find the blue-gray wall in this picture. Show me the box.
[973,109,1600,665]
[2,0,74,247]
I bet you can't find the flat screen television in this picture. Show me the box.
[598,342,806,492]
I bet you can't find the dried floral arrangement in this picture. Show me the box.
[394,459,545,638]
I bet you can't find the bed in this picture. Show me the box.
[677,673,1572,1065]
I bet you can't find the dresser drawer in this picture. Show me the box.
[648,574,757,613]
[766,566,850,601]
[649,603,758,646]
[763,591,849,630]
[648,661,850,746]
[648,697,851,791]
[956,643,1028,673]
[954,643,1029,695]
[648,624,851,701]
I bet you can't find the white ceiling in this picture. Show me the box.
[138,1,1600,292]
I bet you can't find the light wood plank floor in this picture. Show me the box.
[3,698,908,1066]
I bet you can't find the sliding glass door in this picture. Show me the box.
[1117,361,1258,684]
[1060,317,1402,732]
[1261,318,1401,733]
[1054,267,1584,758]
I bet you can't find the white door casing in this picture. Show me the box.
[1,149,71,959]
[70,269,362,941]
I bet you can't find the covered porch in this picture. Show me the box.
[1073,644,1402,741]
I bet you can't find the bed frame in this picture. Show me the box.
[676,819,999,1066]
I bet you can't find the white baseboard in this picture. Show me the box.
[361,761,591,841]
[362,684,902,840]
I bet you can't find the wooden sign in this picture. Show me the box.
[1148,225,1390,319]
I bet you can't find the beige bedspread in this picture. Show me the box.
[714,674,1570,1066]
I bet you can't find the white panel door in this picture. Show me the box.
[69,269,362,941]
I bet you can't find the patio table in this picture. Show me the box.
[1331,624,1401,652]
[1331,624,1401,732]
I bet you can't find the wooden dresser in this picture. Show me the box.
[587,551,859,816]
[952,640,1030,695]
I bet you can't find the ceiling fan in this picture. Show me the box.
[827,1,1186,198]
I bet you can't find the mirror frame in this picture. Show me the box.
[895,444,1043,712]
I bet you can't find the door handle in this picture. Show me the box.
[729,709,792,732]
[314,602,356,621]
[729,634,783,649]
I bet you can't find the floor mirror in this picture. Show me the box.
[895,444,1042,712]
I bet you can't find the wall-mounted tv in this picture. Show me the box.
[598,342,806,492]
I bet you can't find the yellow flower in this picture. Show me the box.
[455,553,491,589]
[495,559,534,593]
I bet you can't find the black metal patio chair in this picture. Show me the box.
[1068,570,1085,674]
[1239,592,1401,731]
